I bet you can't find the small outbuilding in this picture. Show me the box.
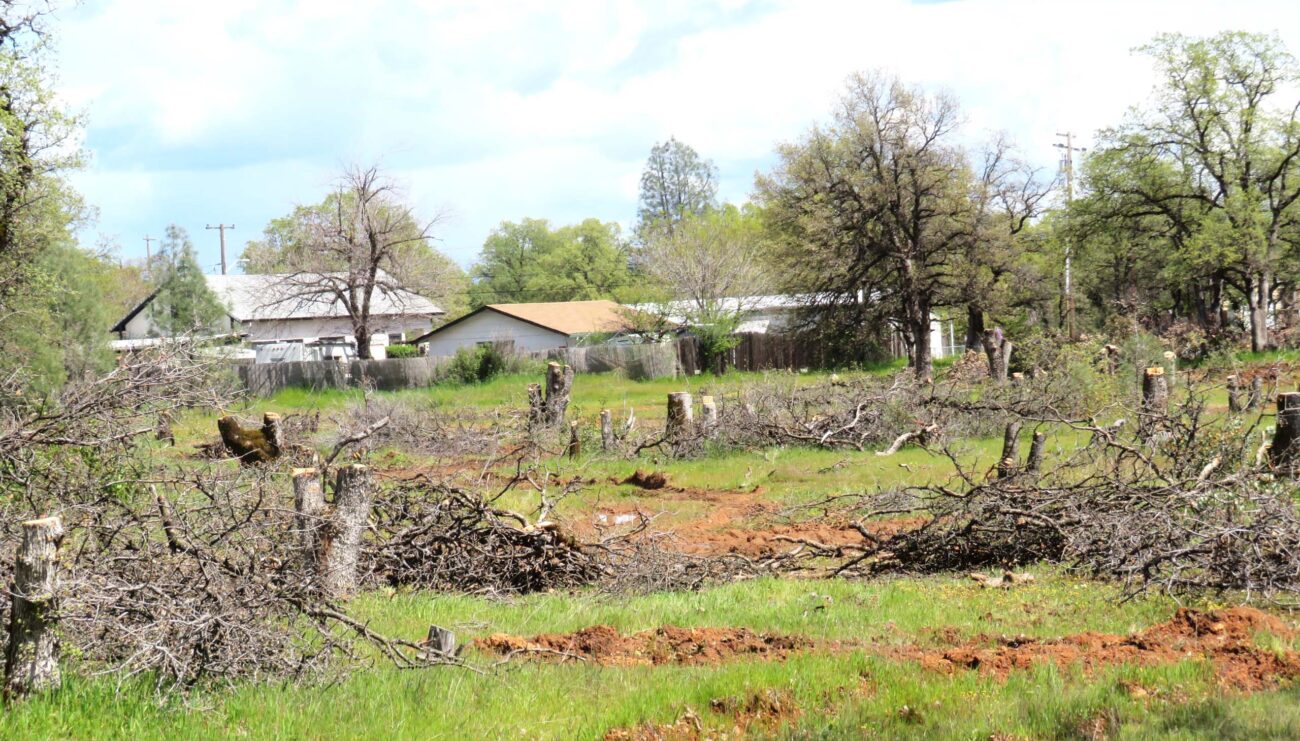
[413,300,631,357]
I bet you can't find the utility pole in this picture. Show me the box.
[206,224,234,275]
[142,235,156,276]
[1054,132,1085,340]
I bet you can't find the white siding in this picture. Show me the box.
[420,312,569,357]
[121,304,431,347]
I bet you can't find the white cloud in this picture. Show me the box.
[54,0,1300,268]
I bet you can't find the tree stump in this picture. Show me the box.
[566,421,581,459]
[997,421,1022,479]
[600,409,614,451]
[1248,376,1263,411]
[544,363,574,427]
[701,395,718,432]
[425,625,456,657]
[666,392,694,451]
[980,329,1013,385]
[4,516,64,700]
[1139,367,1168,438]
[321,465,374,598]
[1270,392,1300,470]
[1227,375,1243,413]
[1102,344,1121,375]
[1025,430,1047,474]
[526,383,545,429]
[292,468,325,562]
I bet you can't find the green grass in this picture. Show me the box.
[6,574,1296,739]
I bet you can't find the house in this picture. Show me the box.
[413,300,630,357]
[635,294,956,359]
[110,273,443,361]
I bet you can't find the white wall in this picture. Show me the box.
[420,311,569,357]
[121,304,431,346]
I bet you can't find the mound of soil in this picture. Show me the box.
[622,470,671,490]
[474,624,815,667]
[901,607,1299,692]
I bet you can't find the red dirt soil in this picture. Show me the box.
[897,607,1300,692]
[473,624,816,667]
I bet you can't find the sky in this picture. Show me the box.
[52,0,1300,273]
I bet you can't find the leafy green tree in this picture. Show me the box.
[1085,32,1300,351]
[468,218,631,306]
[635,137,718,240]
[151,225,227,337]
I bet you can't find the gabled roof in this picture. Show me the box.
[111,273,442,333]
[413,300,631,344]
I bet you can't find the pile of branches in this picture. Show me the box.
[839,389,1300,605]
[366,481,608,594]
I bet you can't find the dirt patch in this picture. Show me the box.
[474,624,816,667]
[898,607,1299,692]
[621,470,671,490]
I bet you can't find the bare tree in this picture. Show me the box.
[264,165,447,359]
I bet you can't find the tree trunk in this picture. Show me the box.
[293,468,325,563]
[4,517,63,700]
[1025,430,1046,474]
[964,305,985,352]
[355,321,372,360]
[1139,366,1168,438]
[980,329,1012,384]
[566,421,581,459]
[321,465,373,598]
[600,409,614,451]
[1249,272,1270,352]
[997,421,1022,479]
[1227,375,1243,413]
[911,315,933,380]
[1271,392,1300,470]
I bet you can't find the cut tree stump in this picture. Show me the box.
[425,625,456,657]
[321,465,374,598]
[4,516,64,700]
[1271,392,1300,470]
[1248,376,1263,411]
[1139,367,1168,438]
[1227,375,1243,413]
[566,421,581,459]
[544,363,574,427]
[1025,430,1046,474]
[701,395,718,432]
[666,392,694,445]
[600,409,614,451]
[997,421,1022,479]
[293,468,325,562]
[980,330,1013,385]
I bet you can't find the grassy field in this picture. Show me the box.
[11,363,1300,739]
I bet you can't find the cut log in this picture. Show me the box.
[321,465,374,598]
[600,409,614,451]
[997,421,1022,479]
[1139,366,1168,438]
[4,516,64,699]
[1270,392,1300,470]
[217,413,284,465]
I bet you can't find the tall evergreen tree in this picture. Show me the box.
[151,225,227,336]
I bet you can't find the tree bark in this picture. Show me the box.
[293,468,325,563]
[543,363,574,427]
[980,329,1012,384]
[666,392,694,445]
[964,305,985,352]
[4,517,63,700]
[321,465,373,598]
[1270,392,1300,470]
[1248,376,1263,411]
[997,421,1022,479]
[1025,430,1046,474]
[1248,272,1271,352]
[1140,366,1168,438]
[526,383,545,430]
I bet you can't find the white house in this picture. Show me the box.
[110,273,443,361]
[414,300,630,357]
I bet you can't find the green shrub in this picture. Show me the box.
[385,344,418,359]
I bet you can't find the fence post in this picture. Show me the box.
[4,516,64,699]
[321,465,373,598]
